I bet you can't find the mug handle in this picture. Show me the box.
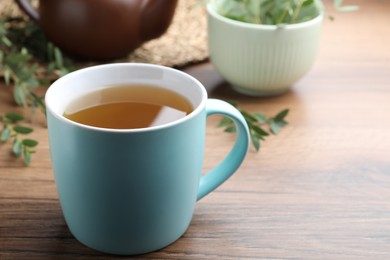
[15,0,40,22]
[197,99,250,201]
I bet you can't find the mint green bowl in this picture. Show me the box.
[207,3,323,96]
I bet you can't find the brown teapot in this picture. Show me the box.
[15,0,178,60]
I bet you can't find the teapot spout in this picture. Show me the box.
[139,0,178,42]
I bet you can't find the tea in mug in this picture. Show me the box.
[63,85,193,129]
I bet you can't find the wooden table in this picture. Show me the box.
[1,0,390,259]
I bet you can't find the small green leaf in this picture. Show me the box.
[46,62,56,73]
[224,125,237,133]
[250,128,266,141]
[251,124,269,137]
[334,0,359,12]
[4,68,11,85]
[5,113,24,123]
[13,125,33,134]
[278,120,288,127]
[23,149,31,166]
[12,139,23,158]
[270,120,281,135]
[20,47,28,56]
[1,35,12,47]
[22,138,38,147]
[274,109,289,122]
[54,47,64,68]
[47,42,55,60]
[336,5,359,12]
[254,113,267,123]
[302,0,314,8]
[13,84,27,107]
[0,126,11,142]
[251,134,260,151]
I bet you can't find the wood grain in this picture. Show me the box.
[2,0,390,259]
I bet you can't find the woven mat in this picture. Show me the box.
[0,0,208,68]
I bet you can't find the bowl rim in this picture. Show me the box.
[207,2,324,31]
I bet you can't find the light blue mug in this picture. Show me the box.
[46,63,250,255]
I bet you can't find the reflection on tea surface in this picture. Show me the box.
[64,85,193,129]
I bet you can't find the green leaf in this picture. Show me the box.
[336,5,359,12]
[274,109,289,122]
[13,84,27,107]
[251,124,269,137]
[54,46,64,68]
[270,120,281,135]
[1,35,12,47]
[278,120,288,127]
[251,133,260,151]
[250,128,266,141]
[334,0,359,12]
[12,139,23,157]
[23,149,31,166]
[22,138,38,147]
[13,125,33,134]
[5,113,24,123]
[224,125,237,133]
[20,47,28,55]
[302,0,314,8]
[0,125,11,142]
[4,68,11,85]
[254,113,267,123]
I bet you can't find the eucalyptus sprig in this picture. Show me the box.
[219,104,289,151]
[0,16,77,166]
[0,112,39,166]
[0,17,76,115]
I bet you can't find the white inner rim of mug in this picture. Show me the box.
[45,63,207,133]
